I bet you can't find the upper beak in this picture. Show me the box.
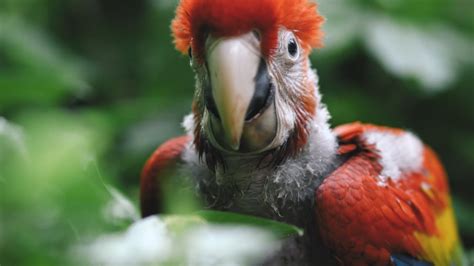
[206,33,260,150]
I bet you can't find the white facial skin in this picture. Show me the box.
[189,28,311,155]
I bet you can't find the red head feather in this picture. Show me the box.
[172,0,324,58]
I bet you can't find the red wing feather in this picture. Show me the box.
[140,135,191,217]
[316,122,459,265]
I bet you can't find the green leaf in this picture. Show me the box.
[161,214,207,233]
[159,211,303,239]
[0,15,90,108]
[196,210,304,239]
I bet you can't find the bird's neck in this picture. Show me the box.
[182,104,339,221]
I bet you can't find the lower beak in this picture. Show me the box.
[206,33,260,150]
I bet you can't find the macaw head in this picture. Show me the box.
[172,0,324,169]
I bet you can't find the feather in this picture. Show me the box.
[171,0,324,59]
[391,254,433,266]
[316,122,464,265]
[140,135,191,217]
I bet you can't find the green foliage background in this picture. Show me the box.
[0,0,473,264]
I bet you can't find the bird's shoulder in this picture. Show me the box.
[332,122,449,193]
[140,135,191,217]
[314,122,461,265]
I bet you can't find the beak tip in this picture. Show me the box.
[220,116,244,151]
[228,136,241,151]
[230,142,240,151]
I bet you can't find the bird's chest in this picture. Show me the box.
[182,149,340,264]
[193,160,317,224]
[210,165,274,216]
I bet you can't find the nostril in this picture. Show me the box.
[245,59,273,121]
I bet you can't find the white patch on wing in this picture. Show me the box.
[364,130,423,182]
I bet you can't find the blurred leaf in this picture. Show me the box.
[468,249,474,266]
[1,110,114,264]
[152,0,179,10]
[0,15,90,108]
[366,0,447,21]
[161,214,207,233]
[72,216,174,266]
[102,185,140,227]
[1,0,56,22]
[196,210,304,239]
[317,0,474,93]
[0,117,27,169]
[364,16,470,92]
[74,215,279,266]
[317,0,362,53]
[161,210,303,240]
[162,172,202,215]
[453,197,474,237]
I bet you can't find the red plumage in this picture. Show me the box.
[140,135,190,217]
[315,123,452,264]
[172,0,324,59]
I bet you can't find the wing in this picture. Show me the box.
[140,135,191,217]
[315,122,464,266]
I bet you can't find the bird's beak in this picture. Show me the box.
[206,33,260,150]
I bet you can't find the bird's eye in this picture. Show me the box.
[188,47,193,59]
[287,38,298,58]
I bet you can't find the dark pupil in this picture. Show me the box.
[188,47,192,58]
[288,38,297,57]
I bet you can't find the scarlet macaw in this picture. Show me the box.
[140,0,465,264]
